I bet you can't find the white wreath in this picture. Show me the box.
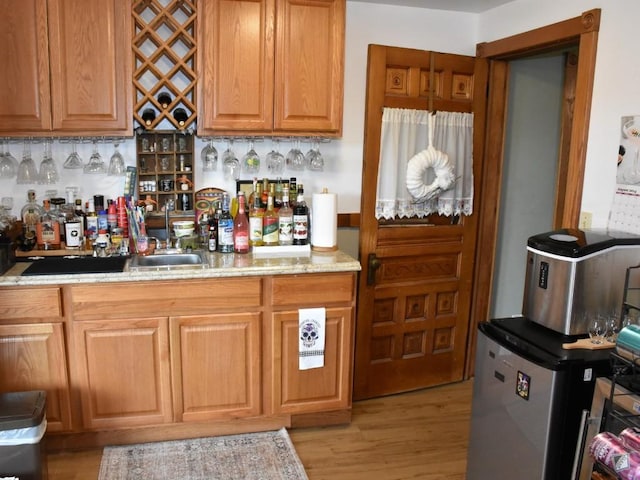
[405,145,455,202]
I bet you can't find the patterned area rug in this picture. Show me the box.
[98,428,308,480]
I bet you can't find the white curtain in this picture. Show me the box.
[375,108,474,219]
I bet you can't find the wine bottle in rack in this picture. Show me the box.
[173,108,188,127]
[157,92,172,109]
[141,108,156,127]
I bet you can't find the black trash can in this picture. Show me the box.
[0,390,47,480]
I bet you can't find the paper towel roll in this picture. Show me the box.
[311,189,338,251]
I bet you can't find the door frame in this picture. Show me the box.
[466,9,601,377]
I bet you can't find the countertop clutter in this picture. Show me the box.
[0,249,360,286]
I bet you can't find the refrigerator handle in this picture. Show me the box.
[571,408,590,480]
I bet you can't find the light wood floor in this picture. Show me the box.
[47,380,472,479]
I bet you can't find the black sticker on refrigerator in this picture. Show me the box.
[516,371,530,401]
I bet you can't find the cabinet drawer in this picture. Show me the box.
[271,273,354,306]
[0,287,62,320]
[70,278,262,320]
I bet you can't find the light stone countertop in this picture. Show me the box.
[0,250,361,287]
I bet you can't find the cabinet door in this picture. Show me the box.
[274,0,344,134]
[47,0,132,133]
[72,317,173,429]
[0,0,52,132]
[0,323,72,432]
[170,313,262,422]
[270,307,353,414]
[198,0,275,133]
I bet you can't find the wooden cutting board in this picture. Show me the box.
[562,338,615,350]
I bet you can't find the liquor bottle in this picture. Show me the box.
[157,91,172,109]
[207,213,218,253]
[274,180,283,211]
[260,178,269,210]
[20,189,43,236]
[249,184,264,247]
[233,192,250,254]
[173,108,188,127]
[262,191,279,246]
[217,194,234,253]
[64,206,83,249]
[107,200,118,233]
[74,199,86,240]
[50,197,67,243]
[85,199,98,242]
[141,108,156,127]
[36,199,61,250]
[179,192,191,211]
[278,186,293,246]
[289,177,297,208]
[293,184,309,245]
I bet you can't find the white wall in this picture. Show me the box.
[479,0,640,228]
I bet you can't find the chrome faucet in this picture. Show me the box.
[165,199,175,248]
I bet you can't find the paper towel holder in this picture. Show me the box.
[311,187,339,252]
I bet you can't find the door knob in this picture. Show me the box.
[367,253,382,285]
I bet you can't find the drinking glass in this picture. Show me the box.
[108,141,126,176]
[266,139,285,175]
[4,141,18,173]
[242,139,260,174]
[0,140,17,179]
[84,141,106,174]
[17,142,38,184]
[305,139,324,172]
[201,139,218,172]
[286,139,305,171]
[588,314,606,344]
[63,139,84,169]
[38,139,59,184]
[222,139,240,181]
[1,196,13,215]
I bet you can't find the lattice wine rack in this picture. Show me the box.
[132,0,197,130]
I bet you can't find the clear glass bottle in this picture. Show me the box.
[207,212,218,253]
[278,186,293,246]
[20,189,43,236]
[85,199,98,242]
[293,184,309,245]
[50,197,67,243]
[217,194,234,253]
[262,191,279,246]
[249,183,264,247]
[233,192,250,254]
[36,199,61,250]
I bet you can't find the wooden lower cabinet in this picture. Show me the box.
[72,317,173,430]
[170,313,262,422]
[0,322,72,432]
[270,307,353,414]
[0,287,72,432]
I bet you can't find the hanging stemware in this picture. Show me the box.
[0,140,17,179]
[222,139,240,181]
[63,139,84,169]
[84,140,106,174]
[38,139,59,184]
[266,139,285,175]
[17,141,38,184]
[108,140,126,176]
[286,138,305,171]
[242,138,261,174]
[201,139,218,172]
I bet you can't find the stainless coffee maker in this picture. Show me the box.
[523,228,640,336]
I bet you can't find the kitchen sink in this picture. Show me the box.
[127,250,207,270]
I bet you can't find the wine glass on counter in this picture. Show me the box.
[588,314,606,344]
[201,139,218,172]
[17,141,38,184]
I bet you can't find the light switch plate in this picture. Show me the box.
[579,211,592,229]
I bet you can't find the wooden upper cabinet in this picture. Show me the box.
[198,0,344,136]
[0,0,52,132]
[198,0,275,132]
[0,0,132,135]
[274,0,344,134]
